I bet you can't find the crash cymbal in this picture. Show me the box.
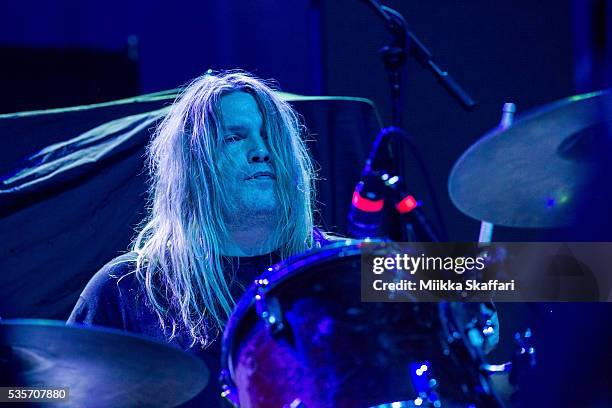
[449,90,612,228]
[0,319,208,408]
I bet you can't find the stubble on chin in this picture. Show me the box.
[223,190,280,229]
[222,200,283,256]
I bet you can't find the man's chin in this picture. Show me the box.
[247,204,280,218]
[233,197,279,217]
[244,191,277,208]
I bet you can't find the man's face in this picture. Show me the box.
[217,91,278,221]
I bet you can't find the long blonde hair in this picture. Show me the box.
[132,71,316,348]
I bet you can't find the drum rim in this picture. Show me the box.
[220,239,384,395]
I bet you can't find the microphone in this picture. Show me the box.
[347,173,387,239]
[393,186,439,242]
[399,203,440,242]
[348,127,400,239]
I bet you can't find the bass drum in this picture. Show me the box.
[221,241,503,408]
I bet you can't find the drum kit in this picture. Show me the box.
[2,89,608,407]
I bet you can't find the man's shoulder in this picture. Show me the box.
[68,252,142,327]
[78,252,141,305]
[91,252,139,285]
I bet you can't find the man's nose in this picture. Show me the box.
[248,138,271,163]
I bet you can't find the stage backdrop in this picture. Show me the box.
[0,92,380,320]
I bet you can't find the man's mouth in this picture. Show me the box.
[246,171,276,180]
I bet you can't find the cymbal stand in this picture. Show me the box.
[478,103,516,243]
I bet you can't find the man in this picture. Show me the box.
[68,70,499,406]
[68,70,324,405]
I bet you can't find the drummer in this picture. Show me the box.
[68,70,327,406]
[68,70,499,406]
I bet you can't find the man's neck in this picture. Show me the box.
[222,217,280,257]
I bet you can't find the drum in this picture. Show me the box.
[221,241,502,408]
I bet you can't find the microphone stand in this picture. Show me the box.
[354,1,476,242]
[362,0,476,118]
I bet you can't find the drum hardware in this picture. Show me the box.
[480,362,512,375]
[438,302,503,406]
[479,328,536,406]
[283,398,306,408]
[478,102,516,244]
[407,361,443,407]
[479,318,497,343]
[509,329,536,387]
[255,286,285,336]
[368,361,445,408]
[369,401,442,408]
[462,303,499,353]
[219,368,240,407]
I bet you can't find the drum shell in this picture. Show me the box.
[222,242,500,408]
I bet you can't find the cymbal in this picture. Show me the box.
[0,319,208,408]
[449,90,612,228]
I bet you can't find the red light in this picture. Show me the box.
[395,195,418,214]
[352,191,384,212]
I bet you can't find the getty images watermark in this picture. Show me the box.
[360,242,612,302]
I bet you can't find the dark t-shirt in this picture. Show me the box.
[67,251,283,407]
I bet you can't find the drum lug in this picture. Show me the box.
[283,398,306,408]
[255,286,285,335]
[219,369,240,407]
[480,362,512,375]
[509,328,536,386]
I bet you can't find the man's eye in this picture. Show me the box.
[224,134,244,143]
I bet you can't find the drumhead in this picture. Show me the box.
[221,239,368,387]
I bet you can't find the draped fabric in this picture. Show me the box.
[0,91,381,320]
